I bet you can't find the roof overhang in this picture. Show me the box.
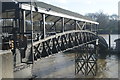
[20,3,99,25]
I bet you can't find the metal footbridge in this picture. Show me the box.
[1,1,108,77]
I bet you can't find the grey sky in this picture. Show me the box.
[38,0,119,15]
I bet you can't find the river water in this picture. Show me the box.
[32,34,119,78]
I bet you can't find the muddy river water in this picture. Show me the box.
[32,34,119,78]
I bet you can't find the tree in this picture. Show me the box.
[85,12,118,34]
[110,14,118,20]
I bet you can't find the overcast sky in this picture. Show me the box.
[37,0,119,15]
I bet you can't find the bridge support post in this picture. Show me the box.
[21,10,26,33]
[90,23,93,32]
[75,43,98,76]
[61,17,65,32]
[42,13,46,38]
[74,20,77,30]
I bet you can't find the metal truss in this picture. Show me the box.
[75,43,98,76]
[21,30,98,63]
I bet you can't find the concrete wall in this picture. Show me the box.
[0,50,32,79]
[0,50,13,79]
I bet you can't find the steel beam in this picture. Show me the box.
[49,17,61,30]
[25,11,30,17]
[96,24,98,34]
[81,22,86,30]
[64,19,71,24]
[30,1,34,63]
[75,44,98,76]
[20,4,99,24]
[33,13,39,19]
[21,10,26,33]
[42,13,46,38]
[74,20,77,30]
[40,15,50,22]
[70,21,75,25]
[90,23,93,32]
[61,17,65,32]
[76,22,82,30]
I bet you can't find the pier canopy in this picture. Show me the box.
[2,1,99,25]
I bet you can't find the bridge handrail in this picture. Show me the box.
[27,30,96,48]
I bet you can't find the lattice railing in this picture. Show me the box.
[21,30,98,63]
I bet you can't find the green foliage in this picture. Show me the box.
[85,12,118,34]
